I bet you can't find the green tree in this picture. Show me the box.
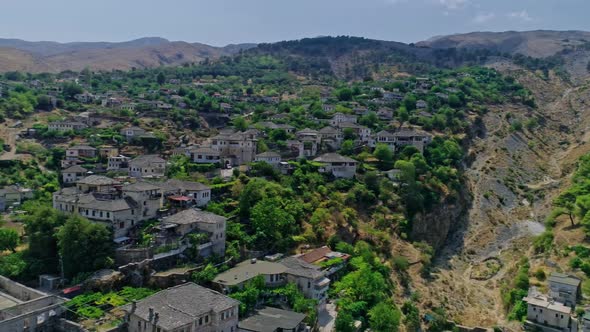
[369,302,401,332]
[0,228,20,253]
[335,311,356,332]
[156,72,166,85]
[340,140,355,156]
[374,144,394,170]
[57,215,114,279]
[233,117,248,131]
[192,263,219,285]
[22,206,65,275]
[250,197,298,249]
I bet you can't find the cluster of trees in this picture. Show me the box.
[332,241,401,332]
[0,206,114,281]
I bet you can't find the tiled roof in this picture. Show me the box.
[121,283,238,330]
[77,175,120,186]
[164,208,226,225]
[313,153,357,164]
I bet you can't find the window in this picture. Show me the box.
[120,222,125,229]
[308,281,311,288]
[107,212,110,218]
[205,315,209,323]
[199,317,203,325]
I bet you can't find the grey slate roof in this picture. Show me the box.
[313,153,357,164]
[67,145,96,151]
[122,182,161,192]
[255,151,281,158]
[129,155,166,167]
[164,208,226,225]
[122,283,238,331]
[549,272,581,287]
[238,306,306,332]
[77,175,120,186]
[160,179,211,193]
[62,165,88,173]
[213,260,287,287]
[280,256,325,279]
[78,194,138,212]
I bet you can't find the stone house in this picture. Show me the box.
[159,208,227,256]
[62,165,89,184]
[47,121,88,132]
[524,288,575,332]
[53,176,162,239]
[313,153,358,179]
[210,130,258,166]
[66,145,97,159]
[128,155,167,178]
[329,112,358,126]
[0,185,34,211]
[107,155,131,171]
[548,273,581,308]
[120,126,147,142]
[213,259,288,292]
[123,283,239,332]
[238,307,306,332]
[280,256,330,309]
[159,179,212,207]
[187,146,222,164]
[254,151,282,166]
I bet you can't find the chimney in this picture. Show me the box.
[250,258,257,264]
[148,307,154,321]
[131,300,137,314]
[154,312,159,325]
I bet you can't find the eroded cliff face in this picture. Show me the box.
[404,69,589,328]
[410,194,469,250]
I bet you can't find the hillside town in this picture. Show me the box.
[0,34,583,332]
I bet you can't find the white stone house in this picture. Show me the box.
[313,153,358,179]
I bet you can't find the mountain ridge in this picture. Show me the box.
[2,30,590,73]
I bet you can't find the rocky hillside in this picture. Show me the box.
[0,37,255,73]
[418,30,590,58]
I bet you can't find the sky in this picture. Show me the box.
[1,0,588,46]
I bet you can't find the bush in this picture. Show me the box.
[393,256,410,271]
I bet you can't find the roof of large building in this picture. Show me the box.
[213,259,287,287]
[238,306,306,332]
[280,256,325,280]
[77,175,120,186]
[122,181,162,192]
[159,179,211,193]
[549,272,581,288]
[67,145,96,151]
[164,208,226,226]
[63,165,89,173]
[129,155,166,167]
[122,283,238,331]
[313,153,357,164]
[255,151,281,158]
[77,194,138,212]
[523,292,572,314]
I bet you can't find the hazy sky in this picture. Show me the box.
[1,0,588,46]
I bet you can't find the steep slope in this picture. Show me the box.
[403,62,590,327]
[418,30,590,58]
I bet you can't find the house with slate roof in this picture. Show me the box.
[122,283,239,332]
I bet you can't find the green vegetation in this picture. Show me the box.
[66,287,156,320]
[502,258,530,321]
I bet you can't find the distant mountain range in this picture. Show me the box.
[0,37,256,73]
[1,30,590,73]
[416,30,590,58]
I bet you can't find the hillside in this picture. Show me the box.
[0,37,255,72]
[417,30,590,58]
